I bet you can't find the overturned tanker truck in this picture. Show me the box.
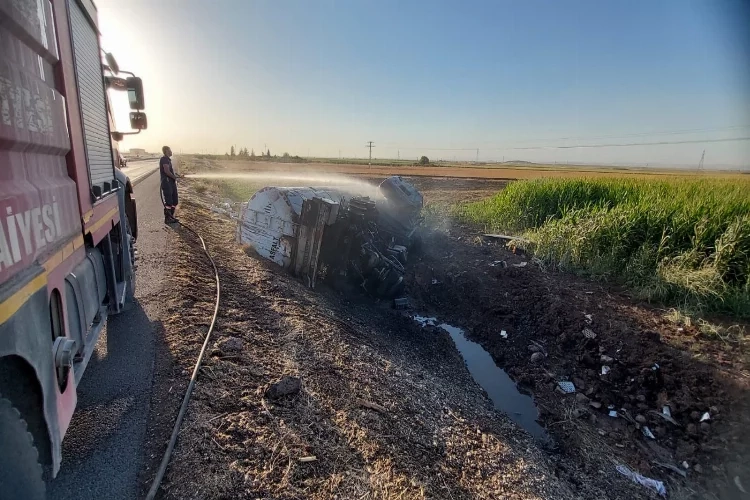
[237,176,423,297]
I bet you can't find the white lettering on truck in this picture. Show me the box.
[0,200,63,271]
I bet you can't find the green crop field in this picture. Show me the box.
[458,177,750,317]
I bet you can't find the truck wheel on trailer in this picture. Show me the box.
[0,397,45,500]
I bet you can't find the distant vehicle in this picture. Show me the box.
[119,153,128,168]
[0,0,148,497]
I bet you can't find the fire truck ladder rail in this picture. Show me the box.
[145,222,221,500]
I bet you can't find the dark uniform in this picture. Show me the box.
[160,155,178,221]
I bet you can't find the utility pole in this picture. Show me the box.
[476,148,479,162]
[366,141,375,167]
[698,149,705,170]
[397,150,400,160]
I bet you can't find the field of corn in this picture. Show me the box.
[458,177,750,318]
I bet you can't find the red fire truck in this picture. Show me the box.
[1,0,147,496]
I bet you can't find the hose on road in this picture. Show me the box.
[146,192,221,500]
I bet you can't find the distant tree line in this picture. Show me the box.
[225,145,304,163]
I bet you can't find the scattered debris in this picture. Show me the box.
[393,297,409,309]
[500,330,508,339]
[609,410,619,418]
[662,406,672,418]
[530,352,545,363]
[601,365,611,375]
[557,381,576,394]
[590,401,602,409]
[357,398,387,413]
[529,339,547,355]
[642,426,656,439]
[414,315,437,327]
[582,328,596,339]
[218,336,244,353]
[600,354,614,364]
[299,456,318,463]
[650,409,680,426]
[653,461,688,478]
[512,261,527,268]
[265,375,302,399]
[700,412,711,422]
[431,279,441,285]
[584,314,593,324]
[735,476,747,494]
[615,464,667,497]
[489,260,507,268]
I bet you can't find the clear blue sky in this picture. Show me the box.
[99,0,750,167]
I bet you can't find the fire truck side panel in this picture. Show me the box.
[1,0,124,477]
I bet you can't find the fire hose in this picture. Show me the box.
[145,189,221,499]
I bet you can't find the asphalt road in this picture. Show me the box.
[49,167,169,499]
[121,158,160,184]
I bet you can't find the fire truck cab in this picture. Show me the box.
[0,0,147,496]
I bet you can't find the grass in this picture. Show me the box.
[458,177,750,317]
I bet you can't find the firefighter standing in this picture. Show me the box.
[160,146,179,223]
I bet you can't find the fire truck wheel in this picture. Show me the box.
[0,397,45,500]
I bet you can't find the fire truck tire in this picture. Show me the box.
[125,214,136,302]
[0,398,45,500]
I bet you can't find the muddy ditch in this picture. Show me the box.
[407,225,750,500]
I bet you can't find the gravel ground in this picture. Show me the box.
[49,169,173,499]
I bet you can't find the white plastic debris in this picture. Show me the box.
[413,316,437,327]
[654,461,687,478]
[584,314,593,324]
[677,327,684,332]
[489,260,507,268]
[700,412,711,422]
[557,381,576,394]
[582,328,596,339]
[512,261,527,268]
[500,330,508,339]
[616,464,667,497]
[601,365,611,375]
[663,406,672,418]
[431,279,441,285]
[609,410,619,418]
[682,461,689,469]
[642,426,656,439]
[735,476,747,494]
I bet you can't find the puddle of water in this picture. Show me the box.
[438,322,549,442]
